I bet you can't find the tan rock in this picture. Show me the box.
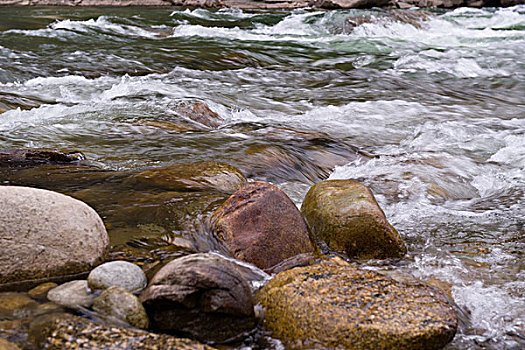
[211,181,315,270]
[0,186,109,291]
[93,286,149,329]
[257,264,458,349]
[301,179,406,260]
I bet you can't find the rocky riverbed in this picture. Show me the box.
[0,149,459,349]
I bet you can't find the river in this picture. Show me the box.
[0,5,524,349]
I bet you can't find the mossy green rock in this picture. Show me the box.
[93,286,149,329]
[257,264,457,350]
[301,179,406,260]
[129,161,246,193]
[29,313,214,350]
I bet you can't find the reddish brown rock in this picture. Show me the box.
[211,181,315,270]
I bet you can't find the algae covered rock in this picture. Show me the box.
[28,313,214,350]
[211,181,315,270]
[93,286,149,329]
[257,264,457,350]
[139,253,256,342]
[301,179,406,260]
[128,161,246,193]
[0,186,109,291]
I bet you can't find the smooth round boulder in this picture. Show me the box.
[47,280,94,309]
[210,181,315,270]
[88,261,147,294]
[301,179,406,260]
[93,286,149,329]
[128,161,246,193]
[29,313,214,350]
[139,253,256,342]
[27,283,58,300]
[0,186,109,291]
[257,264,457,350]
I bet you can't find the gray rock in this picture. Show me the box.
[140,253,256,342]
[0,186,109,291]
[47,280,94,309]
[93,286,149,329]
[88,261,147,294]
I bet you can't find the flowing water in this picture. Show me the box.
[0,5,524,349]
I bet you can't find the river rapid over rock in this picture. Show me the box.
[0,5,524,350]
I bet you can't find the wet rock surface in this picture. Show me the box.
[211,181,315,270]
[47,280,94,309]
[301,179,406,260]
[0,186,109,291]
[128,161,247,193]
[87,261,147,294]
[28,313,215,350]
[0,149,85,166]
[257,263,458,350]
[27,283,58,300]
[93,286,149,329]
[139,253,256,342]
[0,338,21,350]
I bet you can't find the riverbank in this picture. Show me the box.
[0,0,523,9]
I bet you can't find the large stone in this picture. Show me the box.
[87,261,147,294]
[139,253,256,342]
[47,280,94,309]
[28,313,214,350]
[128,161,247,193]
[301,179,406,260]
[257,263,458,350]
[0,186,109,291]
[211,181,315,270]
[93,286,149,329]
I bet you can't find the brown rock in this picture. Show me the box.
[128,161,246,193]
[28,313,214,350]
[0,149,85,166]
[211,181,315,270]
[177,102,223,128]
[301,179,406,260]
[313,0,390,9]
[27,283,58,300]
[0,338,21,350]
[93,286,149,329]
[257,264,458,349]
[139,253,256,342]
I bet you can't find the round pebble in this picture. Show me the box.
[88,261,147,294]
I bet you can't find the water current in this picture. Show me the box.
[0,5,524,349]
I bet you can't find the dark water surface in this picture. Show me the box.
[0,5,524,349]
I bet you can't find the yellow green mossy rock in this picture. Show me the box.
[257,264,457,350]
[29,313,215,350]
[128,161,246,193]
[301,179,406,260]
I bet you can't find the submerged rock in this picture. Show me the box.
[0,292,38,319]
[28,313,214,350]
[87,261,147,294]
[27,283,58,300]
[0,186,109,291]
[128,161,247,193]
[301,179,406,260]
[93,286,149,329]
[139,253,256,342]
[257,264,458,349]
[0,149,85,166]
[313,0,389,9]
[47,280,94,309]
[211,181,316,270]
